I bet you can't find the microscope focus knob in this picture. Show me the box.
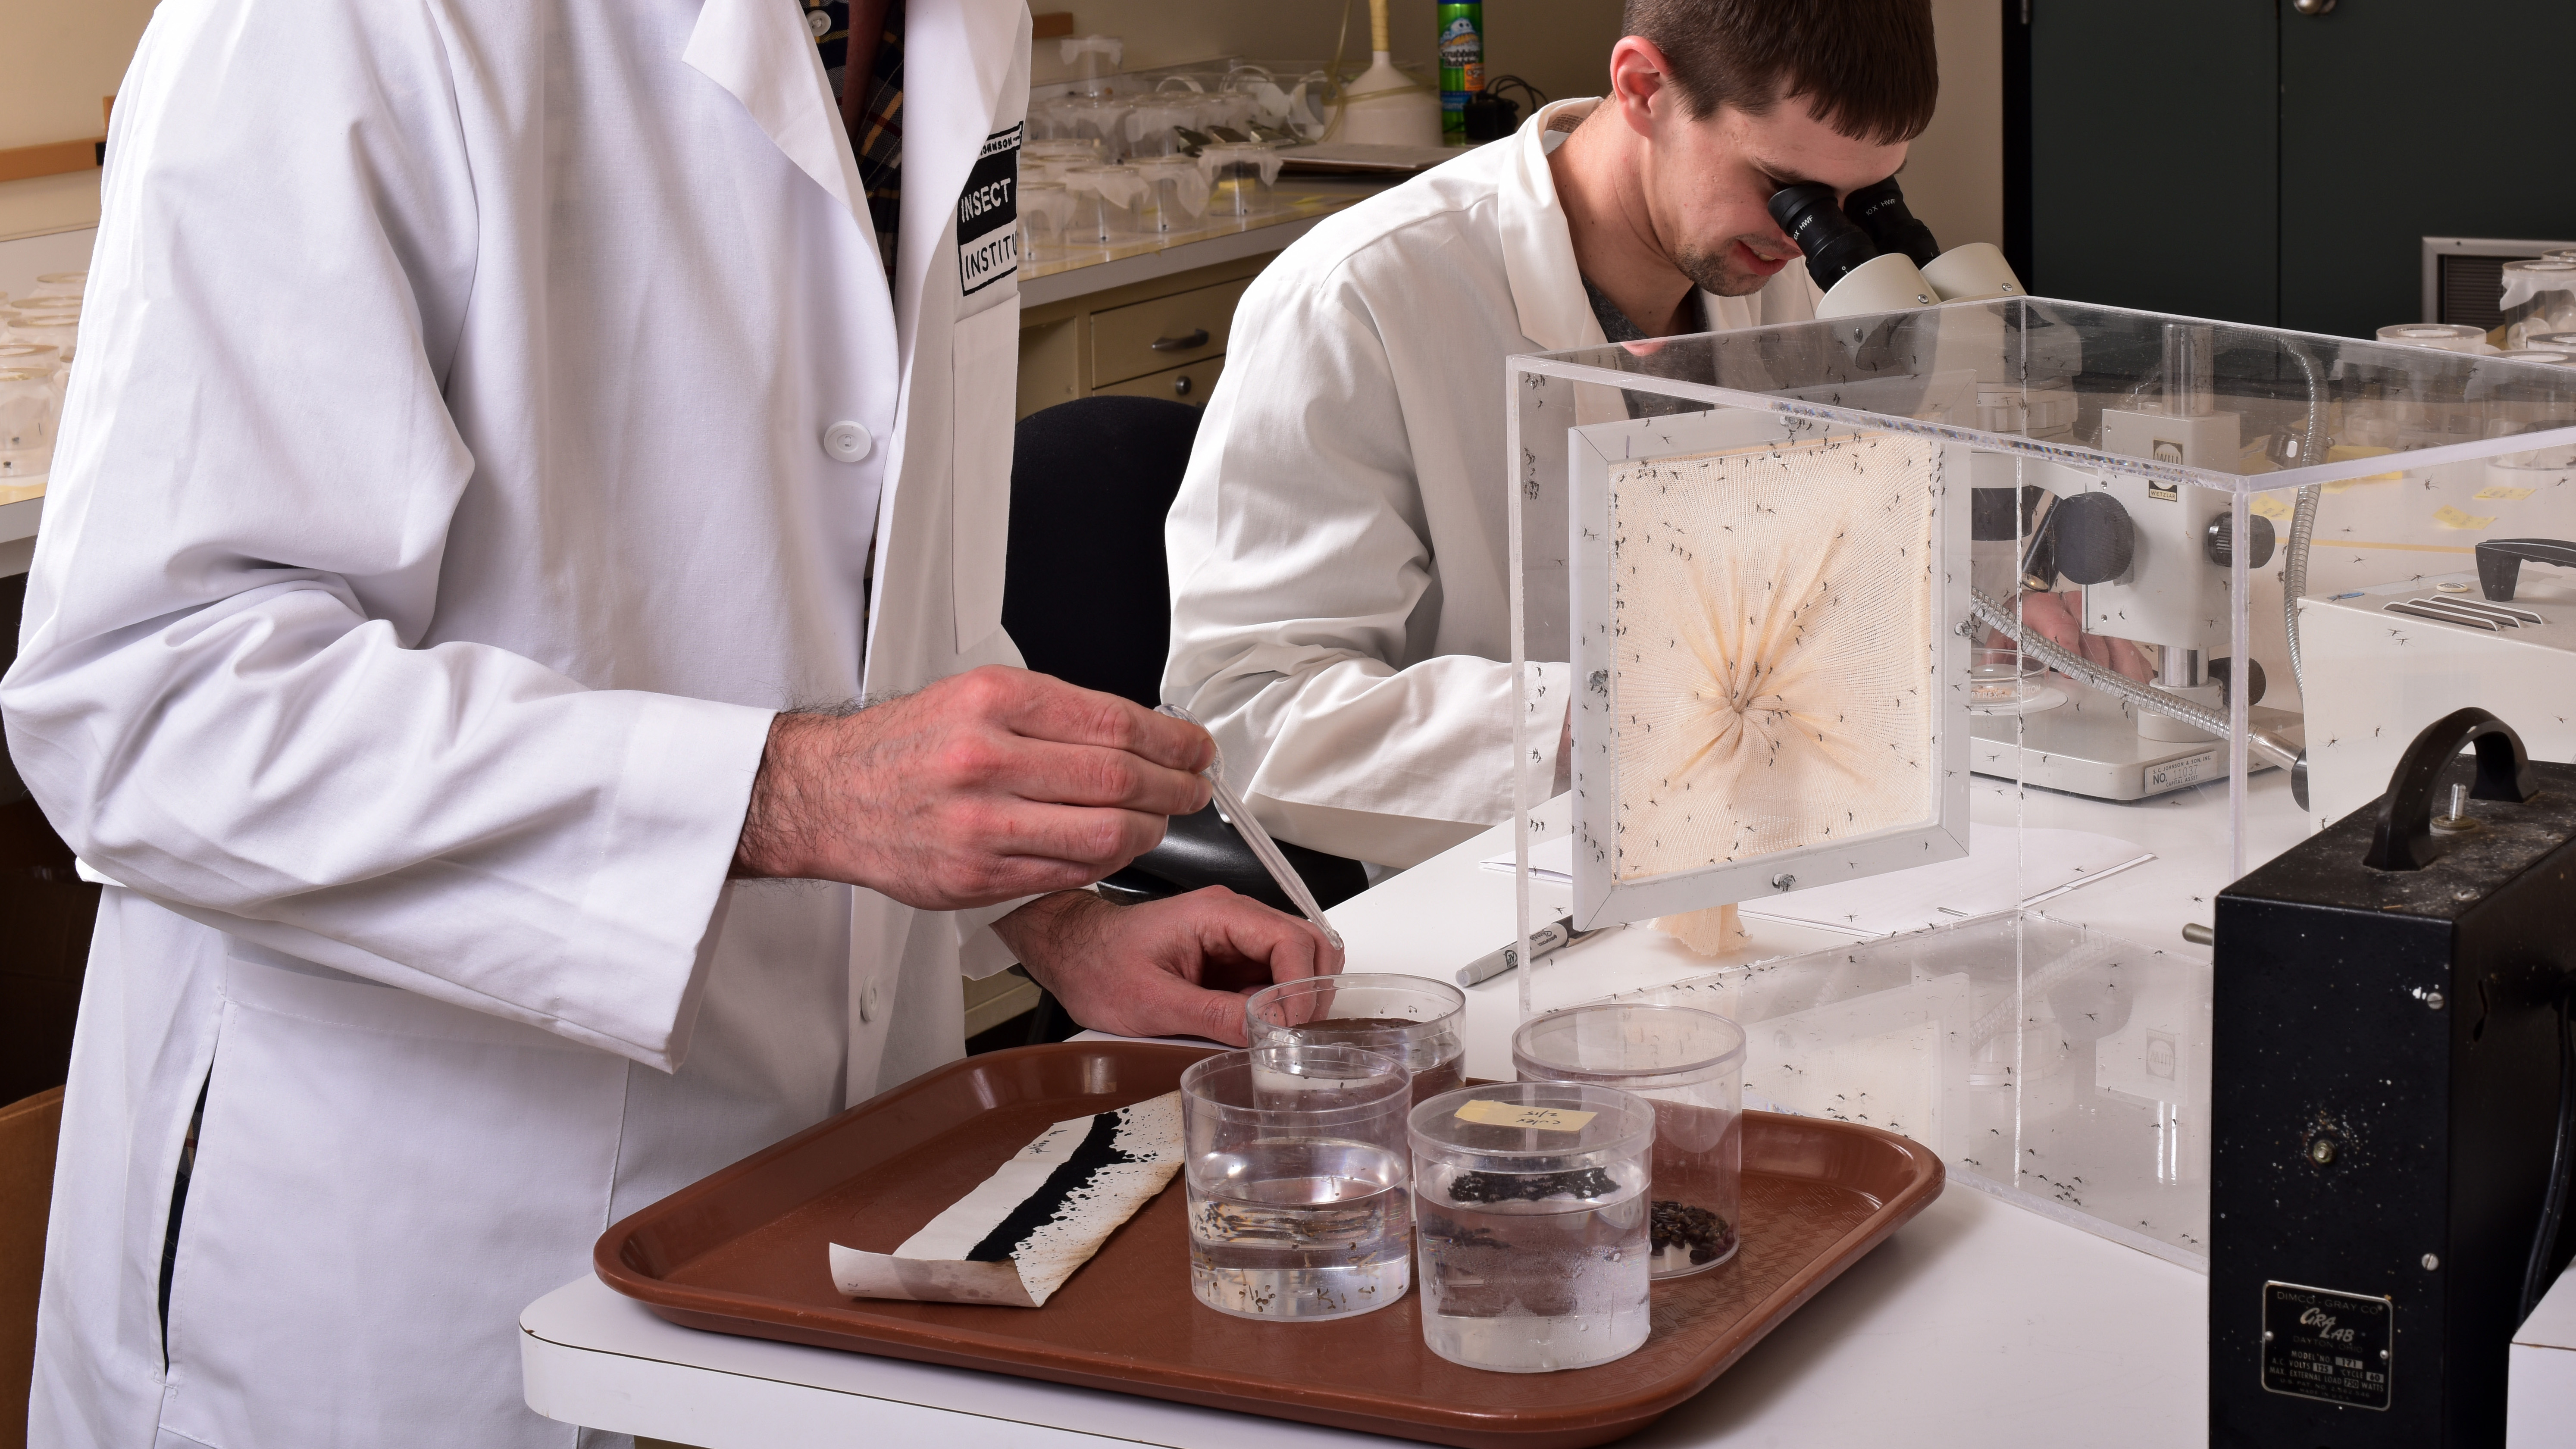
[2051,491,2135,585]
[2205,511,2277,570]
[2208,656,2266,708]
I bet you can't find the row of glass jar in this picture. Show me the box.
[0,272,84,485]
[1029,64,1328,164]
[1022,141,1286,251]
[1189,975,1745,1374]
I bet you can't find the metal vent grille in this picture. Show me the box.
[2422,238,2576,330]
[2437,254,2513,332]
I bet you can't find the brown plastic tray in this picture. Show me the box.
[595,1042,1943,1448]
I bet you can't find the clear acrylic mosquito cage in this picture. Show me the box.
[1503,297,2576,1267]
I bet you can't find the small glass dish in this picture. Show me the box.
[1967,645,2048,708]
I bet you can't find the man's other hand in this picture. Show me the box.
[1997,589,2155,684]
[732,667,1216,908]
[995,888,1342,1046]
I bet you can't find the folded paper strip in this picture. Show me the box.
[829,1091,1184,1308]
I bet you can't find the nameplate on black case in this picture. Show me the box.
[2260,1280,2392,1411]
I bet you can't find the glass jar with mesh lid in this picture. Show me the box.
[0,365,61,480]
[1016,180,1076,258]
[1058,163,1148,245]
[1512,1002,1746,1278]
[1021,137,1102,184]
[1121,97,1203,161]
[1127,155,1212,235]
[6,315,78,364]
[1194,140,1281,222]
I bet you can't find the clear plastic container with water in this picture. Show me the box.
[1245,973,1468,1105]
[1409,1081,1656,1372]
[1512,1003,1746,1280]
[1180,1043,1412,1322]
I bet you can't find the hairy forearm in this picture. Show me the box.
[990,888,1112,983]
[732,710,840,879]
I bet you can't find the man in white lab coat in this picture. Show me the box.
[2,0,1330,1445]
[1165,0,1942,868]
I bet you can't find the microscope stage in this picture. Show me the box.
[1968,676,2298,801]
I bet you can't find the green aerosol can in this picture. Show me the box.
[1437,1,1484,144]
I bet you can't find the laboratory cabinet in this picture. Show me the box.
[1016,256,1263,418]
[2017,0,2576,339]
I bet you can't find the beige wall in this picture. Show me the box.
[1904,0,2004,251]
[0,0,151,150]
[0,0,154,241]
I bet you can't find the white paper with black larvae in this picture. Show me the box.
[829,1091,1183,1308]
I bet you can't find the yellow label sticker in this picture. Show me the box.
[2432,506,2497,530]
[2475,485,2535,501]
[2250,494,2294,521]
[1454,1100,1597,1133]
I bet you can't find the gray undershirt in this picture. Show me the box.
[1581,275,1704,419]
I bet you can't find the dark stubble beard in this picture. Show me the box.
[1675,236,1787,298]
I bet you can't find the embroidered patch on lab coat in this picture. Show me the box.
[958,124,1020,295]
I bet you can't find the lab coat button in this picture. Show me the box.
[860,980,883,1023]
[822,420,874,463]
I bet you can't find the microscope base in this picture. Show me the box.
[1968,674,2300,801]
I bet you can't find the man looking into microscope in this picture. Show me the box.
[1163,0,1937,869]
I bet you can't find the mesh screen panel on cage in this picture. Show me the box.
[1566,416,1971,930]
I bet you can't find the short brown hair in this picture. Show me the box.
[1622,0,1939,144]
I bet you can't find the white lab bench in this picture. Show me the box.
[523,771,2322,1447]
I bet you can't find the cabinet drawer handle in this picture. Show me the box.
[1152,328,1211,352]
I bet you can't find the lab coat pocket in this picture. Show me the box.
[160,955,627,1448]
[952,297,1020,652]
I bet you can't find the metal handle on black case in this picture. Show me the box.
[2363,707,2540,871]
[2475,537,2576,601]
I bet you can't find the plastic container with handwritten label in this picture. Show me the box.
[1408,1081,1656,1372]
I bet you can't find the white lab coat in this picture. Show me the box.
[1164,98,1821,868]
[3,0,1032,1443]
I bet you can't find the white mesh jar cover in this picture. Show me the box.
[2499,259,2576,310]
[1061,164,1149,209]
[1602,432,1943,884]
[1130,158,1212,217]
[1196,143,1284,188]
[1017,181,1078,233]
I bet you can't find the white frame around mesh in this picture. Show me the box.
[1565,409,1972,930]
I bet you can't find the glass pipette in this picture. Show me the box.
[1155,704,1346,954]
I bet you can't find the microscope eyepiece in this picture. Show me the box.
[1767,183,1878,291]
[1841,177,1942,269]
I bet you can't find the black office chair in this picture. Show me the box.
[1002,396,1368,916]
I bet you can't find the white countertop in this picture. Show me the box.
[524,768,2303,1447]
[1020,179,1390,308]
[524,1177,2203,1449]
